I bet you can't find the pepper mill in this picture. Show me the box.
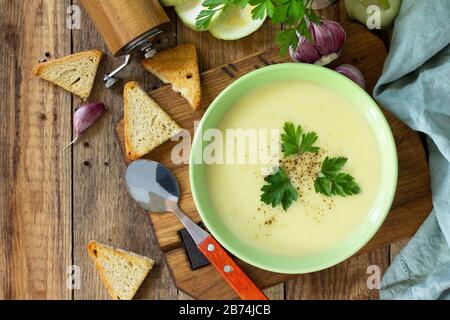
[80,0,170,88]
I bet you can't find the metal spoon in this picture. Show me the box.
[125,159,268,300]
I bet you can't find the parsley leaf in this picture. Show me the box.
[234,0,250,7]
[296,18,312,42]
[249,0,275,19]
[196,9,219,30]
[195,0,231,30]
[281,122,320,157]
[261,168,298,211]
[276,28,298,56]
[300,132,320,153]
[286,0,303,24]
[272,2,288,23]
[281,122,302,156]
[314,157,361,197]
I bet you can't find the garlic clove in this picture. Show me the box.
[74,102,106,135]
[65,102,106,150]
[291,38,322,64]
[311,21,333,56]
[325,20,347,53]
[335,64,366,89]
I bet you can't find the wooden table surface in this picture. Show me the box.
[0,0,409,300]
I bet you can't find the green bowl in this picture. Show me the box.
[189,63,397,274]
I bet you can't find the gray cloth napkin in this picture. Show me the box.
[373,0,450,299]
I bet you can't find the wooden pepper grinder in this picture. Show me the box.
[80,0,170,88]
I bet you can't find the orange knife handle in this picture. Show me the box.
[197,235,268,300]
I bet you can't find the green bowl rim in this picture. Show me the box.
[189,63,398,274]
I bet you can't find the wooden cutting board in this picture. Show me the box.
[116,22,432,299]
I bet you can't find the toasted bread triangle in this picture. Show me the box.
[87,241,155,300]
[124,81,182,160]
[142,44,201,110]
[32,50,103,100]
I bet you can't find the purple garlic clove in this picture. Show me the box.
[65,102,106,150]
[325,20,347,53]
[335,64,366,89]
[290,37,322,64]
[311,21,333,56]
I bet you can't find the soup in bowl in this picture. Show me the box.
[190,63,397,274]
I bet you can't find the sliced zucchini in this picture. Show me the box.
[208,5,266,41]
[345,0,401,30]
[175,0,222,31]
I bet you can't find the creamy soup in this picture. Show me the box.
[205,80,382,257]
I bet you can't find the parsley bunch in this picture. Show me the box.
[196,0,322,55]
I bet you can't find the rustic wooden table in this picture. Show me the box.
[0,0,408,300]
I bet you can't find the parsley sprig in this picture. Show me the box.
[314,157,361,197]
[196,0,228,30]
[261,168,298,211]
[281,122,320,157]
[196,0,322,55]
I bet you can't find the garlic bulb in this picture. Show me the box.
[290,20,346,66]
[335,64,366,89]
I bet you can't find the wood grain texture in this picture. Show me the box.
[176,20,280,71]
[286,247,390,300]
[389,239,410,262]
[0,0,431,300]
[71,1,179,300]
[115,23,432,299]
[0,0,72,299]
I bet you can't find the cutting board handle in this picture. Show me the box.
[198,235,268,300]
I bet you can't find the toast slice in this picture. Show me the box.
[142,44,201,110]
[124,81,182,160]
[32,50,103,100]
[87,241,155,300]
